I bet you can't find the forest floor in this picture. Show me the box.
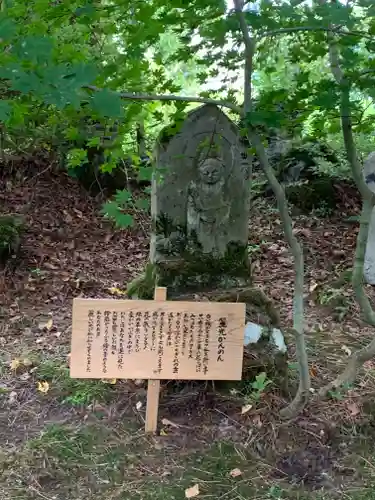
[1,168,375,500]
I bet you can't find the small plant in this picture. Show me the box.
[243,372,273,404]
[247,243,261,256]
[318,286,351,320]
[30,267,44,277]
[101,188,150,229]
[0,214,24,264]
[311,200,334,218]
[268,484,284,499]
[328,382,353,401]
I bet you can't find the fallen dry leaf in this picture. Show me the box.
[161,418,180,428]
[10,358,21,370]
[252,414,262,428]
[342,345,352,356]
[108,287,126,296]
[241,404,253,415]
[185,484,200,498]
[38,318,53,331]
[309,364,318,377]
[346,401,360,417]
[229,468,242,478]
[102,378,117,385]
[8,391,18,405]
[364,360,375,370]
[37,381,50,394]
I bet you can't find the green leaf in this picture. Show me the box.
[115,189,132,205]
[12,35,53,63]
[64,63,98,87]
[245,110,283,129]
[91,89,123,118]
[134,197,150,210]
[0,101,11,122]
[75,4,96,18]
[9,71,42,94]
[114,213,134,228]
[65,127,80,141]
[137,166,153,181]
[101,201,119,219]
[0,16,16,42]
[67,148,88,168]
[87,136,101,147]
[100,161,117,173]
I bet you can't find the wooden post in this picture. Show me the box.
[145,286,166,433]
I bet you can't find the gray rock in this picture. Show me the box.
[150,104,252,292]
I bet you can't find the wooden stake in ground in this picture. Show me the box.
[145,286,166,433]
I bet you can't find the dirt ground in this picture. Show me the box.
[1,168,375,500]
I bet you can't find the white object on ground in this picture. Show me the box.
[244,321,286,353]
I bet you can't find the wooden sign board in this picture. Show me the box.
[71,298,245,381]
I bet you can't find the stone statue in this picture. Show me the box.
[149,104,252,292]
[187,153,231,256]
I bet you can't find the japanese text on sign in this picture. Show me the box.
[71,299,245,381]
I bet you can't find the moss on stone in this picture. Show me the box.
[152,212,251,294]
[126,262,158,299]
[157,242,251,294]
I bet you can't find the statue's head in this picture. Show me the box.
[198,157,225,185]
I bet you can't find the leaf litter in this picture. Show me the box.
[0,167,374,495]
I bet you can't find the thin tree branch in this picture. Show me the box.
[328,34,370,198]
[260,26,371,40]
[234,0,311,418]
[84,85,242,115]
[234,0,254,115]
[250,132,310,418]
[319,1,375,395]
[319,196,375,395]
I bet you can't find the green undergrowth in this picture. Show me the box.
[35,358,118,406]
[1,352,375,499]
[0,214,24,265]
[1,418,375,500]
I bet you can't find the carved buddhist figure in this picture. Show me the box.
[187,152,231,256]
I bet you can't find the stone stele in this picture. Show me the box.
[364,152,375,284]
[150,104,252,292]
